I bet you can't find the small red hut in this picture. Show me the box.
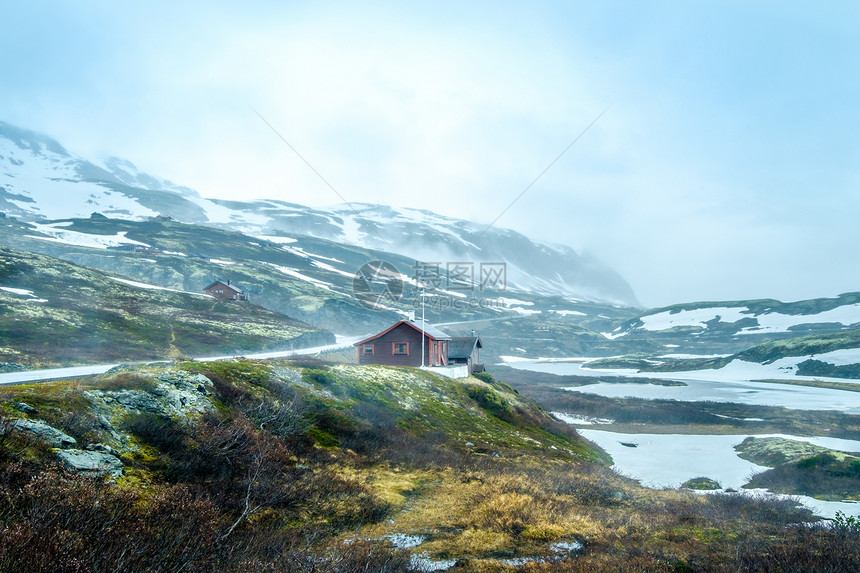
[203,280,247,301]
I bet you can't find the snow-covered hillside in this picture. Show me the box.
[606,297,860,339]
[0,121,638,306]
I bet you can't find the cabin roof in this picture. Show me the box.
[447,336,482,359]
[354,319,452,346]
[203,280,243,294]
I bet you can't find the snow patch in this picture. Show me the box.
[802,348,860,366]
[553,309,587,317]
[0,286,48,303]
[265,263,336,291]
[27,223,150,249]
[256,235,297,244]
[657,353,732,359]
[495,297,534,307]
[0,287,36,296]
[552,412,614,425]
[509,307,541,316]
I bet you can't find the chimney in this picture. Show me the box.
[408,310,416,321]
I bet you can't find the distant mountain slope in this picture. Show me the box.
[606,294,860,342]
[0,246,333,367]
[0,121,638,306]
[576,300,860,381]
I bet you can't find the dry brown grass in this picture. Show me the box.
[379,467,612,560]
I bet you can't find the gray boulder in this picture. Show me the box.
[12,419,76,447]
[56,449,123,479]
[14,402,37,414]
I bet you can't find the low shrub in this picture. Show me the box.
[302,368,337,386]
[466,385,511,418]
[736,524,860,572]
[832,510,860,536]
[745,453,860,499]
[472,371,494,384]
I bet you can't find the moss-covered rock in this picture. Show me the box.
[735,437,832,467]
[681,477,722,490]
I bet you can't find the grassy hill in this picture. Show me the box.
[0,247,332,367]
[0,360,857,572]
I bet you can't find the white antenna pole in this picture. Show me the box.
[421,289,426,367]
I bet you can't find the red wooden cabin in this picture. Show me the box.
[354,319,451,367]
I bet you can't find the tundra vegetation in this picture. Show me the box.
[1,360,859,572]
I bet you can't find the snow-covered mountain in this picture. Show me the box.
[0,121,638,306]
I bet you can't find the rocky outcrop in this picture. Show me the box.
[84,370,214,421]
[12,419,76,447]
[56,448,123,479]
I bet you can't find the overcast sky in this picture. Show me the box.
[2,1,859,308]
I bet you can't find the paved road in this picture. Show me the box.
[0,336,365,386]
[0,364,121,386]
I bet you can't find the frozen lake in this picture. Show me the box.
[563,379,860,414]
[508,358,860,517]
[580,429,860,519]
[508,359,860,413]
